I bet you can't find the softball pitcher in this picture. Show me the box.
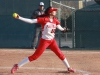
[11,6,75,74]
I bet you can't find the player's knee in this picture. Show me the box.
[58,53,65,60]
[60,55,65,60]
[28,55,39,61]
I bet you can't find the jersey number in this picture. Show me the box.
[51,29,56,33]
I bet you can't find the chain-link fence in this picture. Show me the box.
[50,0,98,49]
[75,3,100,49]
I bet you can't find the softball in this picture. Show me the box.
[13,13,18,18]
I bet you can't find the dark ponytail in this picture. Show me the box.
[45,6,52,15]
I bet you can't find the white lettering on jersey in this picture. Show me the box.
[42,22,57,40]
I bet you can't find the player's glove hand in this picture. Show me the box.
[61,28,70,33]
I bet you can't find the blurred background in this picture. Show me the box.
[0,0,100,49]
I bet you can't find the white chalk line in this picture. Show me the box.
[76,69,90,75]
[0,67,65,71]
[0,67,90,75]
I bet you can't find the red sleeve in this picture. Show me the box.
[37,17,44,24]
[55,18,60,25]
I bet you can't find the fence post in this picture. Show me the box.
[58,8,61,47]
[72,9,75,48]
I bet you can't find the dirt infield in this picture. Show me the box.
[0,49,100,75]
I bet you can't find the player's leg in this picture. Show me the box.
[11,38,50,74]
[49,39,75,73]
[18,38,49,67]
[28,38,50,61]
[49,39,69,67]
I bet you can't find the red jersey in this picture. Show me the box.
[37,16,60,40]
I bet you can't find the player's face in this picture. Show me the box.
[51,11,57,16]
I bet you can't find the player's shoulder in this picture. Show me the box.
[43,16,50,20]
[53,17,60,24]
[38,16,48,20]
[54,17,59,21]
[37,16,49,22]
